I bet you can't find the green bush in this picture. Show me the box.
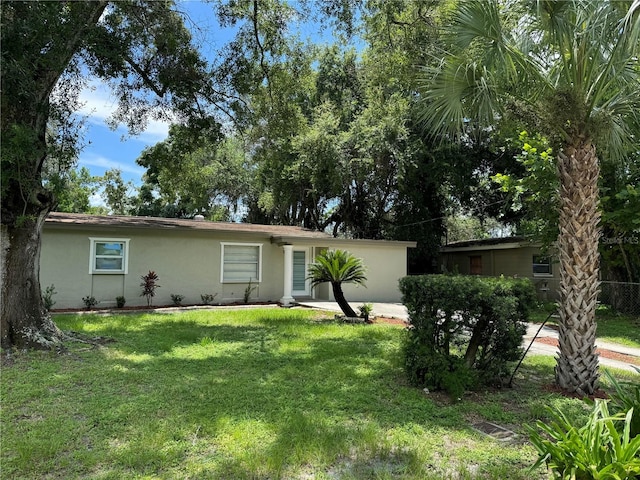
[399,275,536,396]
[200,293,218,305]
[171,293,185,306]
[82,295,98,310]
[116,296,126,308]
[528,400,640,479]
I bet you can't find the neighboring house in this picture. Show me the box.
[41,212,416,309]
[440,237,558,301]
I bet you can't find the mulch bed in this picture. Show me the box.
[51,301,280,314]
[372,316,408,326]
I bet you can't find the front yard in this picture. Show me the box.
[1,308,635,479]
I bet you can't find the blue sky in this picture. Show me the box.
[76,1,235,188]
[75,1,347,196]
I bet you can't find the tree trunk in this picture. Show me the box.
[1,213,63,350]
[331,282,358,318]
[555,138,601,396]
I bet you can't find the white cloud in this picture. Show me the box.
[79,153,145,177]
[77,82,171,143]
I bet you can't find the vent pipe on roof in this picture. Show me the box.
[194,214,205,221]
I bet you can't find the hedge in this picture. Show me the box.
[399,275,537,397]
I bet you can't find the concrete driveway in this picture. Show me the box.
[298,301,640,373]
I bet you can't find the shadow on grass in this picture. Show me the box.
[3,310,558,479]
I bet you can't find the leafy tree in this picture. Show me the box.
[417,0,640,396]
[134,125,251,219]
[100,169,136,216]
[601,154,640,285]
[45,166,100,214]
[308,249,367,318]
[1,0,214,349]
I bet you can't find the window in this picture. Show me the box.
[89,238,129,274]
[221,243,262,283]
[533,255,552,276]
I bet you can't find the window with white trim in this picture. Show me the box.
[221,243,262,283]
[89,238,130,274]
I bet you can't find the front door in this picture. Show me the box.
[292,249,310,296]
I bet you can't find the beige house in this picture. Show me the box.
[41,213,416,309]
[440,237,559,300]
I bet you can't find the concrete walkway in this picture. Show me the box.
[298,301,640,373]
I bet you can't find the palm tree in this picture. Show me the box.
[418,0,640,396]
[308,249,367,318]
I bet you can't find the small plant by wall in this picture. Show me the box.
[42,284,57,311]
[115,296,126,308]
[140,270,161,307]
[201,293,218,305]
[171,294,185,306]
[82,295,98,310]
[244,279,257,303]
[400,275,536,397]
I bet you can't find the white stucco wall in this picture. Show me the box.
[40,223,413,309]
[321,242,409,303]
[41,226,286,309]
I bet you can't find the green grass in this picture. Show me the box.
[1,307,618,479]
[530,304,640,348]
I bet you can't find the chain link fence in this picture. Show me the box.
[529,278,640,316]
[600,281,640,316]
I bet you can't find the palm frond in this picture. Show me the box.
[307,249,367,288]
[418,0,639,158]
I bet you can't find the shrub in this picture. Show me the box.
[82,295,98,310]
[201,293,218,305]
[528,400,640,479]
[171,293,185,306]
[399,275,536,396]
[140,270,160,307]
[359,303,373,322]
[42,284,57,311]
[116,296,126,308]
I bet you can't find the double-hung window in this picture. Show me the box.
[221,243,262,283]
[532,255,552,276]
[89,238,129,274]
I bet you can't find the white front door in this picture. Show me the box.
[292,248,310,296]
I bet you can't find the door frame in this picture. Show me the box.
[292,247,312,297]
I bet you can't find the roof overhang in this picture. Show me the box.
[271,235,417,248]
[440,242,528,253]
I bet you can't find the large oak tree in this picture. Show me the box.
[0,1,213,349]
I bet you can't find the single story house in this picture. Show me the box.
[440,236,559,300]
[41,212,416,310]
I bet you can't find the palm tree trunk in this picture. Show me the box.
[331,282,358,318]
[555,138,601,396]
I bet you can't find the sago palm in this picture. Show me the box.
[418,0,640,395]
[308,249,367,318]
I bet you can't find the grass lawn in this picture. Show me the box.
[530,304,640,348]
[1,307,632,479]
